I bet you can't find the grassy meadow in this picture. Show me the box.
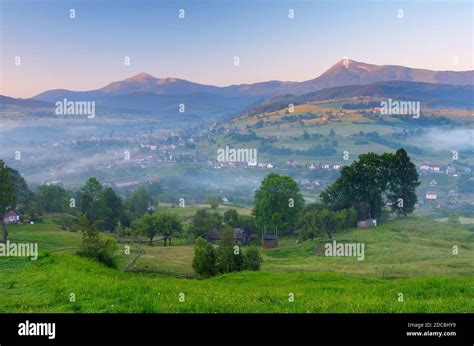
[0,216,473,313]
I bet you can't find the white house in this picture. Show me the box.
[3,211,20,224]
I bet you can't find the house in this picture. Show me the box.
[419,164,441,173]
[206,228,251,245]
[446,166,457,177]
[3,210,20,224]
[233,228,251,244]
[426,193,438,200]
[357,219,377,228]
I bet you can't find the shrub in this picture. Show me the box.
[76,215,118,268]
[192,237,216,277]
[244,247,262,271]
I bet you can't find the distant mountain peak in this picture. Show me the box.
[128,72,156,81]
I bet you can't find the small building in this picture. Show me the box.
[262,233,278,249]
[206,228,251,245]
[3,210,20,224]
[233,228,251,245]
[426,193,438,200]
[357,219,377,228]
[446,166,457,177]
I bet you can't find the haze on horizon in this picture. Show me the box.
[1,0,473,98]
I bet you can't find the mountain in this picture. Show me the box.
[243,81,474,115]
[286,60,474,95]
[9,60,471,121]
[0,95,52,110]
[95,91,259,120]
[32,60,474,103]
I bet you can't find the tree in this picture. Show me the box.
[192,237,216,277]
[244,247,262,271]
[132,213,160,245]
[205,194,222,209]
[146,181,162,198]
[0,161,16,243]
[318,209,344,239]
[297,205,356,241]
[238,215,259,236]
[99,187,125,232]
[321,150,419,220]
[190,209,222,238]
[80,178,103,223]
[321,152,388,219]
[155,212,182,246]
[223,209,239,227]
[128,187,154,220]
[253,173,304,234]
[297,210,324,241]
[385,149,420,217]
[36,184,70,213]
[6,166,33,214]
[216,225,243,273]
[76,214,117,268]
[133,212,182,246]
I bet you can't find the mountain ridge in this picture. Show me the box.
[30,60,474,103]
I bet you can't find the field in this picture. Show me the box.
[1,217,473,313]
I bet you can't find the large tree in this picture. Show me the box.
[155,212,182,246]
[321,152,388,219]
[100,187,125,232]
[6,166,33,214]
[253,173,304,234]
[133,212,182,246]
[36,184,71,213]
[321,149,419,220]
[0,161,16,243]
[127,187,154,220]
[385,149,420,217]
[80,178,103,223]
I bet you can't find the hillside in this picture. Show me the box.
[1,217,472,313]
[243,81,474,115]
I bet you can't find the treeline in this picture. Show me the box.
[251,149,419,242]
[19,178,162,232]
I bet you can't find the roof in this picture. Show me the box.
[4,210,19,218]
[262,234,278,240]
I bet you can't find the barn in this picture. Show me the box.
[261,233,278,249]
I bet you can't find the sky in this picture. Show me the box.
[1,0,473,98]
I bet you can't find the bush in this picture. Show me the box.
[76,215,118,268]
[244,247,262,271]
[192,237,216,277]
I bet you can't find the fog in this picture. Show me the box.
[420,128,474,151]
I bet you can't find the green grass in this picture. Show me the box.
[0,217,473,313]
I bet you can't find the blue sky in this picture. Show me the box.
[1,0,473,97]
